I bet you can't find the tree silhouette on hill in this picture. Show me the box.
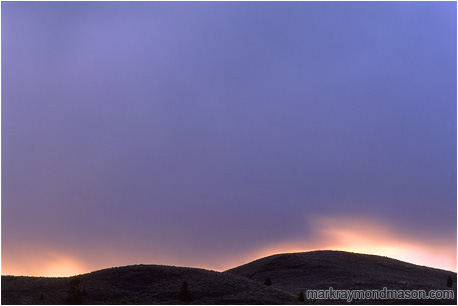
[179,281,192,302]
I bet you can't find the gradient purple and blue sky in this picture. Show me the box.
[2,1,457,276]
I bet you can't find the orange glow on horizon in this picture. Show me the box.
[2,251,88,277]
[246,216,457,272]
[2,216,456,277]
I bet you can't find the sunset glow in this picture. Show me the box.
[1,251,87,277]
[247,216,457,272]
[3,215,455,277]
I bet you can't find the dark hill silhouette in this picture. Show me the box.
[2,251,456,304]
[226,250,457,304]
[1,264,296,304]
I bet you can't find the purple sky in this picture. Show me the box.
[2,2,457,276]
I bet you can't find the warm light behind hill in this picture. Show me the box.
[246,215,457,272]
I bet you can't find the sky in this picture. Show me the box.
[2,1,457,276]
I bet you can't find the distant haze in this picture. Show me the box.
[2,1,456,276]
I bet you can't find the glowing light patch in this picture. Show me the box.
[2,251,88,277]
[248,216,457,272]
[38,255,87,277]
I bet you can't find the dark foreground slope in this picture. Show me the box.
[1,264,296,305]
[226,250,457,304]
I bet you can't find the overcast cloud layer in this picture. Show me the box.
[2,2,456,275]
